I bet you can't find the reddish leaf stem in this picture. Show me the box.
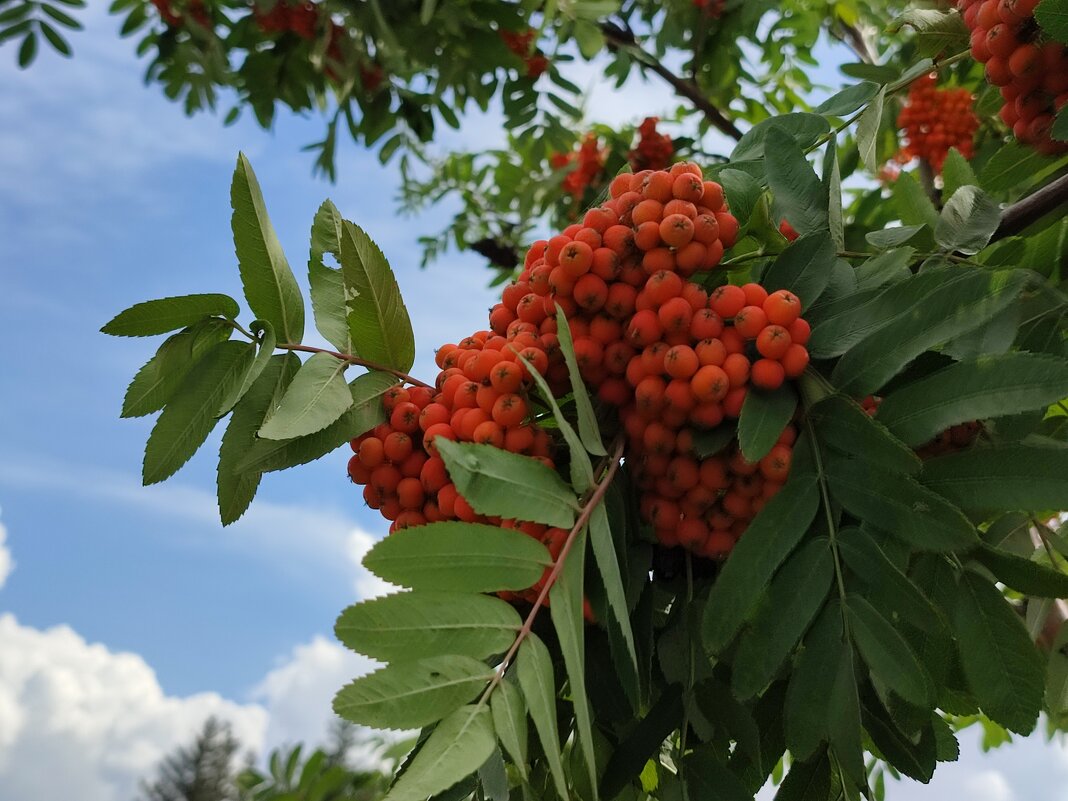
[275,342,434,388]
[478,434,627,704]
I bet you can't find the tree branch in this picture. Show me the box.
[992,172,1068,242]
[599,21,744,142]
[277,342,433,388]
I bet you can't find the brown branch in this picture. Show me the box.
[1029,522,1068,652]
[992,172,1068,242]
[277,342,433,388]
[478,434,627,704]
[599,22,743,142]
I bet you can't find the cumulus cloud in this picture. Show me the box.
[0,517,13,589]
[0,613,268,801]
[962,770,1015,801]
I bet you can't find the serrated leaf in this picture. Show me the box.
[333,655,492,730]
[341,220,415,373]
[893,172,941,229]
[549,526,597,800]
[738,383,797,462]
[921,443,1068,512]
[436,439,578,529]
[237,370,395,473]
[335,591,522,662]
[825,456,977,552]
[554,303,606,456]
[719,169,762,226]
[816,82,881,117]
[231,153,305,344]
[1035,0,1068,43]
[765,127,828,236]
[973,545,1068,598]
[890,8,970,56]
[832,269,1028,395]
[102,293,239,337]
[121,319,231,418]
[363,522,552,592]
[952,570,1045,734]
[589,502,637,677]
[866,225,928,249]
[854,248,914,290]
[218,320,276,416]
[824,134,844,250]
[308,199,352,353]
[478,747,509,801]
[935,186,1001,255]
[382,705,496,801]
[217,353,299,525]
[941,149,978,199]
[760,231,836,310]
[855,86,885,174]
[143,340,255,486]
[516,634,569,801]
[860,697,936,782]
[732,538,834,700]
[979,141,1056,192]
[257,351,352,440]
[809,395,921,476]
[773,752,833,801]
[877,353,1068,446]
[702,475,820,654]
[846,595,933,707]
[731,113,831,161]
[490,680,527,780]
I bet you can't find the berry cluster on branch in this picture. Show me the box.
[895,74,979,173]
[551,134,608,199]
[499,28,550,79]
[629,117,675,172]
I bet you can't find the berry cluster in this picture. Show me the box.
[551,134,607,199]
[499,28,550,79]
[151,0,209,28]
[959,0,1068,155]
[895,74,979,173]
[629,117,675,172]
[253,0,321,39]
[347,162,816,576]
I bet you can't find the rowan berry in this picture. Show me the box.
[763,290,801,326]
[756,325,792,359]
[710,284,746,318]
[751,358,786,390]
[733,306,768,339]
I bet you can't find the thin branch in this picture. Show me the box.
[276,342,433,388]
[478,434,627,704]
[599,21,744,142]
[992,172,1068,242]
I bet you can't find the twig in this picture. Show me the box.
[599,21,744,142]
[991,173,1068,242]
[478,434,627,704]
[277,342,433,388]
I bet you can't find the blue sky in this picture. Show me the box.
[1,5,1067,801]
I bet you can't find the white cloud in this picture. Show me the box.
[0,518,13,589]
[962,770,1015,801]
[0,613,268,801]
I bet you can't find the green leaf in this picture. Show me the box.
[692,421,737,458]
[702,475,820,654]
[738,383,797,462]
[860,699,937,782]
[760,231,836,310]
[808,395,921,476]
[1052,106,1068,141]
[516,634,569,801]
[854,248,914,291]
[840,63,898,82]
[952,570,1045,734]
[816,82,881,117]
[257,351,352,440]
[773,752,833,801]
[837,527,946,635]
[846,595,933,707]
[683,748,752,801]
[765,128,828,235]
[573,18,602,57]
[490,680,528,780]
[38,20,70,54]
[824,134,844,250]
[1035,0,1068,43]
[142,340,255,486]
[831,269,1028,396]
[382,705,496,801]
[825,456,977,552]
[855,86,885,174]
[555,304,606,456]
[335,591,522,661]
[218,320,276,416]
[731,113,831,161]
[892,172,941,229]
[333,655,492,730]
[231,153,305,344]
[732,538,834,700]
[876,353,1068,446]
[102,294,239,337]
[589,502,638,678]
[866,225,928,249]
[935,186,1001,255]
[549,526,597,800]
[921,443,1068,512]
[236,370,395,473]
[785,605,863,779]
[719,169,762,226]
[478,748,508,801]
[341,220,415,373]
[362,521,552,592]
[121,319,231,418]
[890,9,970,55]
[436,439,578,529]
[17,31,36,67]
[308,199,352,353]
[941,149,978,199]
[217,353,299,525]
[973,545,1068,598]
[979,141,1056,192]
